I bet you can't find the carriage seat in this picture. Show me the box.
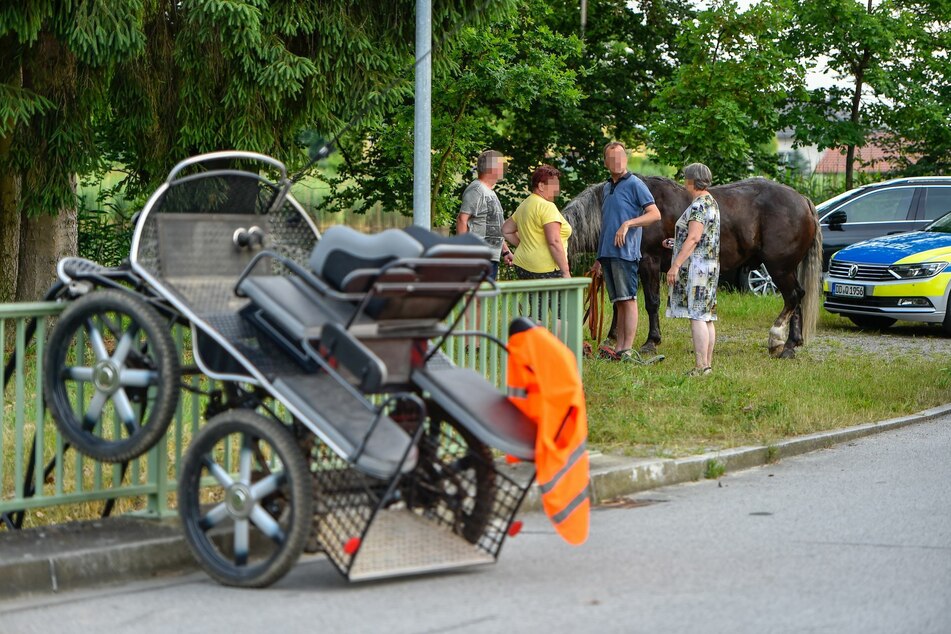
[413,356,536,461]
[237,225,493,344]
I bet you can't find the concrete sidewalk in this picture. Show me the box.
[3,403,950,600]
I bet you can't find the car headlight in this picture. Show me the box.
[888,262,949,279]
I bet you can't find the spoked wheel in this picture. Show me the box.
[743,264,777,296]
[403,405,497,544]
[178,410,313,588]
[44,289,179,463]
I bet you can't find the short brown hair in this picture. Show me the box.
[603,141,626,157]
[531,164,561,191]
[477,150,503,176]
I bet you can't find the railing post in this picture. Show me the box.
[565,279,585,375]
[145,425,171,518]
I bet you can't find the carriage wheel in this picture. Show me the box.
[403,405,497,544]
[44,289,179,463]
[178,410,313,588]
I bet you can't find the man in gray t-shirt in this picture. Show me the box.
[457,149,513,280]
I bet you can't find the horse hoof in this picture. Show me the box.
[779,348,796,359]
[768,344,784,358]
[639,342,657,355]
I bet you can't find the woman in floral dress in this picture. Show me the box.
[665,163,720,376]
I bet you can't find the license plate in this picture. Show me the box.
[833,283,865,297]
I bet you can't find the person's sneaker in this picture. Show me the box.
[620,349,666,365]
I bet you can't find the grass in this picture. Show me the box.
[584,288,951,457]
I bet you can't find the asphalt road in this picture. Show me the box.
[2,419,950,634]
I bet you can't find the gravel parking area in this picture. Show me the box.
[806,323,951,360]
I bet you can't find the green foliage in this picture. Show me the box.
[324,0,584,227]
[704,459,726,480]
[2,2,146,217]
[648,0,803,182]
[777,0,949,184]
[875,0,951,176]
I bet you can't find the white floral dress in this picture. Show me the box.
[666,193,720,321]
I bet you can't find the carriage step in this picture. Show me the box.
[324,510,495,581]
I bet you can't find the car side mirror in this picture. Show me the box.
[827,209,847,226]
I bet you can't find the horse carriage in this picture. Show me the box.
[41,151,572,587]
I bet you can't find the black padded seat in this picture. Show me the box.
[412,367,536,461]
[239,275,355,340]
[309,226,424,291]
[402,225,494,259]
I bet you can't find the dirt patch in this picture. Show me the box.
[806,323,951,360]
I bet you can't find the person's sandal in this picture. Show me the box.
[702,366,713,375]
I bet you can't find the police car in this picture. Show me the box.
[824,211,951,332]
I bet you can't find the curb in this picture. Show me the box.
[2,404,949,600]
[519,402,951,511]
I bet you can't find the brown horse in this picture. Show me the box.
[563,176,822,358]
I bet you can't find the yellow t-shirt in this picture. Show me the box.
[511,193,572,274]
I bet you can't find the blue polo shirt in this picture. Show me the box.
[598,172,655,261]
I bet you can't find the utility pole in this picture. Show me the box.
[413,0,432,229]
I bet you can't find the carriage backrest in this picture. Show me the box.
[130,152,320,314]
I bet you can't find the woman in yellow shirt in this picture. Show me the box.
[502,165,572,279]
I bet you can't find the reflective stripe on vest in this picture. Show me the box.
[551,487,590,525]
[538,441,586,494]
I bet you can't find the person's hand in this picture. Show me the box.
[662,238,674,249]
[561,270,571,279]
[614,223,629,247]
[590,260,602,276]
[503,251,514,265]
[666,266,678,286]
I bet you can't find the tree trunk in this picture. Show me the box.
[15,176,77,303]
[0,132,20,303]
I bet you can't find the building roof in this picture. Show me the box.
[814,142,905,174]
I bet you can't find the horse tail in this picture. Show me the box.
[797,198,823,343]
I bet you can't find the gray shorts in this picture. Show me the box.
[599,257,639,302]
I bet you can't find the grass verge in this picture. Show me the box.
[585,289,951,457]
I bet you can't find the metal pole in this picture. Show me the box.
[413,0,432,229]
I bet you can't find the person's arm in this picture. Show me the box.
[614,203,661,247]
[456,212,471,235]
[666,220,703,285]
[502,217,520,247]
[544,221,571,278]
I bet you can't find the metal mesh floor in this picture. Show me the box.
[339,509,494,581]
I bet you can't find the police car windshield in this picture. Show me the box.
[925,211,951,233]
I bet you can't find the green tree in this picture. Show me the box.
[325,0,583,227]
[1,2,145,301]
[876,0,951,176]
[325,0,695,224]
[1,1,510,299]
[504,0,694,195]
[783,0,917,189]
[647,0,803,183]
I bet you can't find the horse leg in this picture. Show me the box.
[788,304,804,348]
[769,271,805,358]
[638,256,662,354]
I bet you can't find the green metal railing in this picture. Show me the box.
[0,277,587,525]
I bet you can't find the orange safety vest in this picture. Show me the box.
[507,319,589,545]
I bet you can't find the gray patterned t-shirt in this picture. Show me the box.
[459,179,504,261]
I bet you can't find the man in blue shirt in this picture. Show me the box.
[595,142,661,361]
